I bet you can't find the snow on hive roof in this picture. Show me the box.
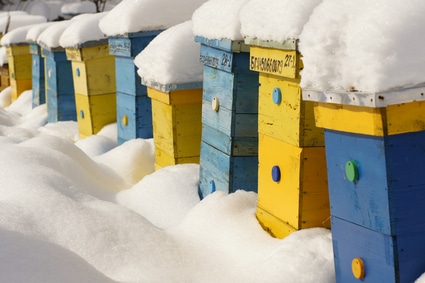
[37,20,74,50]
[239,0,322,44]
[192,0,249,41]
[1,24,35,46]
[0,14,46,34]
[299,0,425,92]
[134,21,203,87]
[98,0,208,36]
[59,12,108,48]
[26,22,57,43]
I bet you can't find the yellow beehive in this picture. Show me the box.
[257,134,329,238]
[66,43,116,138]
[246,38,329,239]
[148,87,202,170]
[6,45,32,101]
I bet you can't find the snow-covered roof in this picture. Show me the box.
[26,22,57,43]
[59,12,108,48]
[0,14,46,34]
[0,24,34,46]
[99,0,208,36]
[61,1,97,15]
[134,21,203,89]
[37,20,74,50]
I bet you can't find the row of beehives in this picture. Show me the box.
[5,25,425,283]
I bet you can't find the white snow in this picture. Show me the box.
[98,0,208,36]
[0,14,46,34]
[192,0,249,41]
[61,1,97,15]
[1,24,35,46]
[239,0,322,43]
[59,12,108,48]
[0,90,335,282]
[37,20,74,50]
[135,21,203,86]
[26,22,57,43]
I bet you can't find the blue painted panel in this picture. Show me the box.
[199,44,253,73]
[117,92,153,143]
[202,100,258,138]
[199,141,258,198]
[32,54,46,107]
[325,129,425,236]
[115,56,147,96]
[45,57,74,96]
[195,36,234,52]
[29,43,41,55]
[43,48,68,61]
[202,66,259,113]
[332,217,425,283]
[47,91,76,123]
[201,124,257,156]
[108,31,161,57]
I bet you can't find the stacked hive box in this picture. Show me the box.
[196,36,259,198]
[108,31,162,144]
[6,45,32,101]
[146,82,203,170]
[42,47,76,122]
[29,43,45,107]
[304,87,425,282]
[66,41,116,138]
[246,38,330,239]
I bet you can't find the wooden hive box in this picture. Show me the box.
[303,87,425,282]
[0,63,10,91]
[109,31,162,144]
[30,43,46,108]
[147,83,203,170]
[244,38,329,239]
[6,45,32,101]
[66,41,116,138]
[196,36,259,198]
[42,48,76,122]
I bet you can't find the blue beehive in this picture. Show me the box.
[196,36,259,198]
[42,47,76,123]
[108,30,162,144]
[29,43,45,108]
[304,88,425,283]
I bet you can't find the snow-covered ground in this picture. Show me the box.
[0,89,334,283]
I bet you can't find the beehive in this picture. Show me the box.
[0,63,10,91]
[303,87,425,282]
[146,83,202,170]
[42,47,76,122]
[29,43,46,107]
[196,36,259,198]
[6,45,32,101]
[245,38,329,239]
[66,41,116,138]
[109,31,162,144]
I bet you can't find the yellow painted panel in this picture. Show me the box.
[314,103,385,136]
[10,79,31,101]
[249,45,301,79]
[155,148,200,170]
[257,134,329,230]
[258,73,324,146]
[75,93,116,137]
[151,98,202,159]
[71,56,116,96]
[148,87,203,105]
[8,54,32,80]
[386,101,425,135]
[256,207,297,239]
[299,146,330,229]
[65,44,110,62]
[7,45,30,56]
[174,103,202,157]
